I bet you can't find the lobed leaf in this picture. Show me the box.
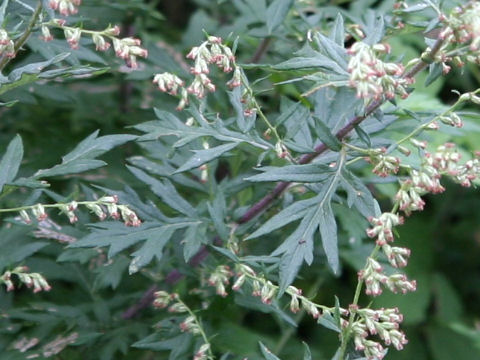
[0,135,23,194]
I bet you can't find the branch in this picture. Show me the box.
[249,37,272,63]
[238,38,445,224]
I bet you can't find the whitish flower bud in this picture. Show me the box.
[92,33,110,51]
[410,138,427,149]
[64,27,81,49]
[19,210,31,224]
[397,145,411,156]
[32,204,48,221]
[41,26,54,41]
[153,290,171,308]
[104,25,121,36]
[86,203,106,220]
[289,294,300,313]
[227,67,242,88]
[301,299,320,318]
[232,274,246,291]
[118,205,141,226]
[0,29,15,58]
[260,281,276,304]
[179,315,199,333]
[386,273,417,294]
[1,271,14,291]
[168,302,188,313]
[194,343,211,360]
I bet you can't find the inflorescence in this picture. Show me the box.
[153,36,242,110]
[5,195,141,227]
[41,2,148,69]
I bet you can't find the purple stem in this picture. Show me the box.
[238,38,445,224]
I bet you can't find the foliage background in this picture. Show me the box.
[1,0,480,359]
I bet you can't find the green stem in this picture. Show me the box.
[238,71,294,161]
[0,200,105,213]
[44,22,119,40]
[176,297,215,360]
[338,189,404,359]
[274,277,324,354]
[241,270,335,313]
[394,89,480,147]
[0,1,43,71]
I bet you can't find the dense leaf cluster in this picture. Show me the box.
[1,1,480,360]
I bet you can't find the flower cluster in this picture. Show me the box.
[396,143,480,215]
[207,265,233,297]
[347,42,411,101]
[15,195,141,227]
[193,343,211,360]
[1,266,51,293]
[41,333,79,357]
[353,142,480,358]
[363,214,416,297]
[364,147,401,177]
[0,29,15,58]
[154,291,200,333]
[49,0,81,16]
[153,36,241,110]
[439,2,480,52]
[41,20,147,68]
[349,306,408,360]
[231,264,336,319]
[153,291,213,360]
[367,213,411,269]
[366,212,404,246]
[358,257,416,296]
[409,2,480,73]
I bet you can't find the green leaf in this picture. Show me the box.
[245,163,334,183]
[317,311,341,333]
[235,293,296,327]
[228,86,255,132]
[303,342,312,360]
[246,196,320,240]
[127,156,206,192]
[329,14,345,46]
[266,0,293,34]
[137,110,269,150]
[354,125,371,147]
[340,170,380,218]
[273,56,346,74]
[0,53,105,96]
[128,232,174,274]
[259,342,281,360]
[0,135,23,194]
[1,242,48,266]
[71,221,198,271]
[183,223,205,262]
[270,154,345,287]
[275,101,304,127]
[207,189,230,241]
[9,177,49,189]
[174,142,238,173]
[0,0,9,25]
[93,256,129,290]
[313,116,342,151]
[128,166,197,217]
[34,131,136,178]
[278,227,314,293]
[318,200,338,273]
[425,62,443,87]
[133,333,192,353]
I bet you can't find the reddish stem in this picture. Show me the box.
[238,38,445,224]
